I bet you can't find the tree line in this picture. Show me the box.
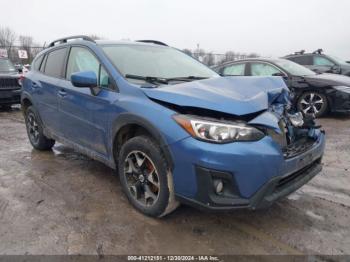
[0,26,259,66]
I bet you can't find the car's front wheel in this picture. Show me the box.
[25,106,55,150]
[118,136,179,217]
[297,91,328,117]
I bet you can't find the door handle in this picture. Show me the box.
[58,89,67,97]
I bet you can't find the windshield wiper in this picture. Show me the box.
[165,76,208,82]
[125,74,168,85]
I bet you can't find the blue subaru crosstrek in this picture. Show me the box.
[21,36,325,217]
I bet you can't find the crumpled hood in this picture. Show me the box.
[143,76,290,116]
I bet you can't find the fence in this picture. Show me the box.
[0,46,44,65]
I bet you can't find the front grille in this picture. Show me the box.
[283,137,316,158]
[275,158,321,191]
[0,78,20,89]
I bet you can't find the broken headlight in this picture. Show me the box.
[173,115,264,143]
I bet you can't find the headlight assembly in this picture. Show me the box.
[333,86,350,94]
[173,114,264,143]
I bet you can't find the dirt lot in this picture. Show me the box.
[0,107,349,255]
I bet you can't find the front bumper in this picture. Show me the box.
[170,129,325,210]
[0,89,21,105]
[328,89,350,113]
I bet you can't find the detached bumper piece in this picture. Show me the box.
[177,158,322,211]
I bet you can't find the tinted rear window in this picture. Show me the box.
[44,48,67,78]
[287,56,311,65]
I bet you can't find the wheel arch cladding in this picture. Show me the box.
[112,113,174,170]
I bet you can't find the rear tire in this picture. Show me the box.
[25,106,55,150]
[297,91,328,118]
[118,136,179,217]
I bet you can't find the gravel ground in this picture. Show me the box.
[0,107,349,255]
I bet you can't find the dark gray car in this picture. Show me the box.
[0,58,22,108]
[284,50,350,76]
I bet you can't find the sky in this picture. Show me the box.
[1,0,350,59]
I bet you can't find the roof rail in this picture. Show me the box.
[136,40,168,46]
[294,50,305,55]
[312,48,323,54]
[48,35,96,48]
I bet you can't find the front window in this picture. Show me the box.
[66,47,111,88]
[222,63,246,76]
[0,59,16,72]
[274,59,316,76]
[101,44,218,83]
[326,55,347,65]
[251,63,282,76]
[313,56,335,66]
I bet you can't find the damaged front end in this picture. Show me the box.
[142,76,325,210]
[248,88,323,159]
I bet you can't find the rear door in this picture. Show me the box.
[33,47,68,136]
[58,46,118,156]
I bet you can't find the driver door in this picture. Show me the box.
[58,46,118,156]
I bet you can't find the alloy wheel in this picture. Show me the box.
[27,112,40,144]
[123,151,160,207]
[299,92,325,115]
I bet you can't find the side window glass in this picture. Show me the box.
[313,56,335,66]
[290,56,311,65]
[32,55,44,71]
[99,66,110,88]
[39,55,47,73]
[222,64,245,76]
[44,48,67,78]
[251,63,281,76]
[66,47,99,80]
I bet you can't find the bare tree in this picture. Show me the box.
[203,52,215,66]
[182,49,193,56]
[0,26,17,47]
[88,34,103,40]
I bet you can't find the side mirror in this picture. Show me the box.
[71,71,97,88]
[272,72,287,78]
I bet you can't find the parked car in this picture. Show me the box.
[284,49,350,76]
[213,58,350,117]
[22,36,325,217]
[0,57,22,108]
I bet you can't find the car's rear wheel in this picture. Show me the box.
[118,136,179,217]
[25,106,55,150]
[297,91,328,117]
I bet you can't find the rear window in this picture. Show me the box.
[287,56,311,65]
[44,48,67,78]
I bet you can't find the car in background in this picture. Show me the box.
[284,49,350,76]
[213,58,350,117]
[22,36,325,217]
[0,57,22,109]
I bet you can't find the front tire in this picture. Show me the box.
[118,136,179,217]
[297,91,328,117]
[25,106,55,150]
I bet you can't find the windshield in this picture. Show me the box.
[0,59,16,72]
[102,44,218,83]
[327,55,348,65]
[274,59,316,76]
